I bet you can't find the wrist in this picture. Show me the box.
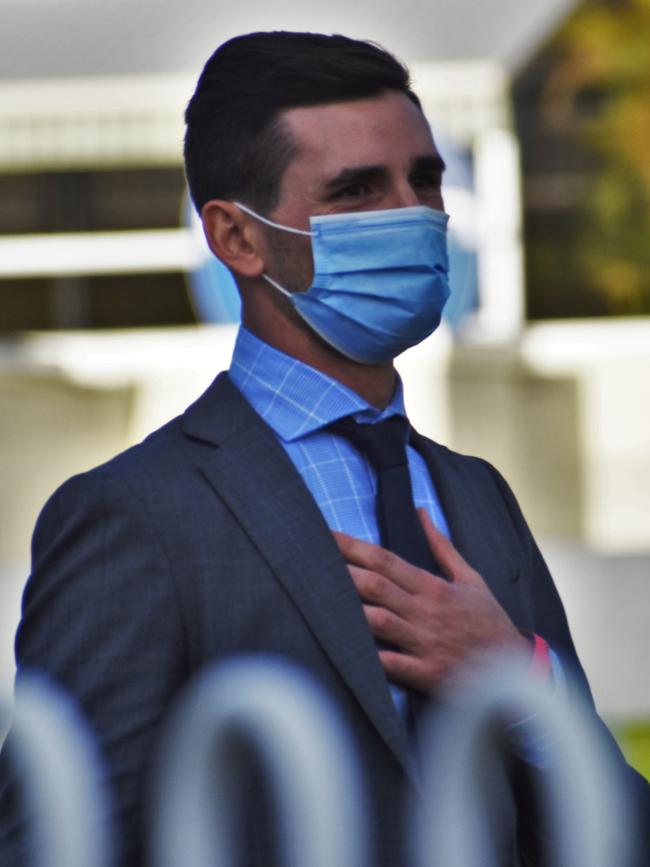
[519,630,552,680]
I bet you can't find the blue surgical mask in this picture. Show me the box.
[236,202,450,365]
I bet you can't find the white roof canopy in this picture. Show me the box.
[1,0,580,80]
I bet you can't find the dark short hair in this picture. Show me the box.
[184,31,421,214]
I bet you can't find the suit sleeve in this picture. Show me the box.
[479,458,650,866]
[1,469,190,867]
[477,459,588,683]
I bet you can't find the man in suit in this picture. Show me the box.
[2,30,648,867]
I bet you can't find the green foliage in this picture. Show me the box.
[612,720,650,781]
[541,0,650,315]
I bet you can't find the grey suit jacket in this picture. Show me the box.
[2,372,647,866]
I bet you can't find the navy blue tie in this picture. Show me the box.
[329,415,439,574]
[330,415,440,735]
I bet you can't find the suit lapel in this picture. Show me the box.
[410,430,520,601]
[183,374,419,785]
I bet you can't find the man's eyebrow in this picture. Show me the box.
[322,165,387,192]
[322,154,447,193]
[412,154,446,174]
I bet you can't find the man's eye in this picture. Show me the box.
[334,182,370,199]
[411,173,441,191]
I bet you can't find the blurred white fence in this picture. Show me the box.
[151,660,368,867]
[0,675,112,867]
[0,657,637,867]
[415,660,632,867]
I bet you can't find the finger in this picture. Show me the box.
[333,531,429,594]
[333,530,399,571]
[332,529,363,552]
[349,565,416,617]
[377,649,430,693]
[417,509,482,585]
[363,604,415,652]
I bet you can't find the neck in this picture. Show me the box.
[242,302,397,409]
[312,352,397,409]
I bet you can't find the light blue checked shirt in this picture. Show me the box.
[229,326,451,545]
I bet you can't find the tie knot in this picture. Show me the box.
[328,415,410,470]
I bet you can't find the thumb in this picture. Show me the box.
[417,508,482,585]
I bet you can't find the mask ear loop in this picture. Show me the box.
[235,202,313,237]
[233,202,313,298]
[262,274,293,298]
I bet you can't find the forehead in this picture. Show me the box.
[279,91,438,184]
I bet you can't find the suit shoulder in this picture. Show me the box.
[36,411,192,529]
[413,433,525,525]
[33,370,246,538]
[415,434,505,480]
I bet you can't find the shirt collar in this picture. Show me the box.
[228,326,407,442]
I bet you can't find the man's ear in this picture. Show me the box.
[200,200,266,278]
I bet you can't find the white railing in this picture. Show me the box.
[414,656,634,867]
[0,656,639,867]
[151,658,369,867]
[0,674,112,867]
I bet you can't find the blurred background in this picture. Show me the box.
[0,0,648,774]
